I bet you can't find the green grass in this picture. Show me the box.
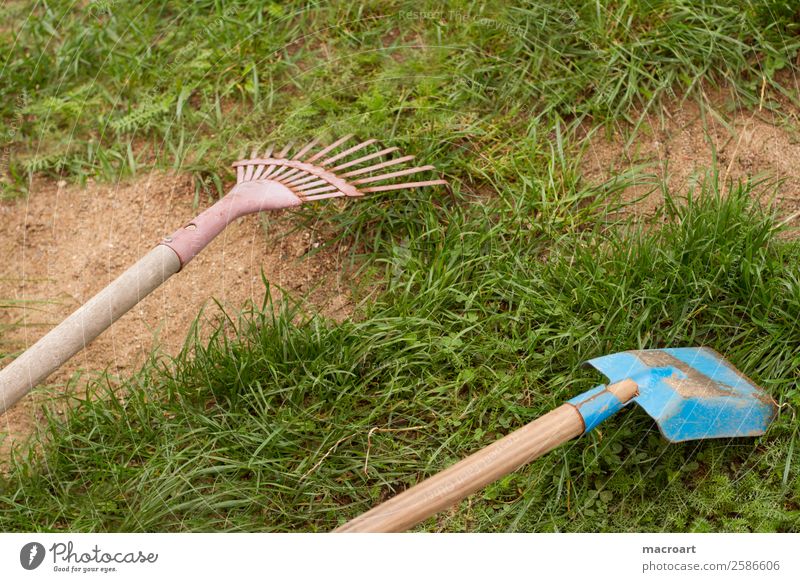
[2,1,799,201]
[1,181,799,532]
[1,1,800,532]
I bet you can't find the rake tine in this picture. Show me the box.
[283,173,322,187]
[274,168,303,182]
[293,138,320,160]
[360,179,448,193]
[303,192,347,201]
[278,142,294,158]
[293,179,330,192]
[244,148,259,181]
[340,155,416,178]
[320,139,377,167]
[252,144,275,180]
[259,144,282,179]
[268,166,292,181]
[351,165,436,186]
[300,185,340,196]
[330,147,399,172]
[306,134,353,163]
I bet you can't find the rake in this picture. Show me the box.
[0,136,447,415]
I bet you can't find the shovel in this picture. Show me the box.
[335,347,777,532]
[0,138,446,415]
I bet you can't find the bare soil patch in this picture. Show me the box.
[0,172,358,458]
[581,89,800,235]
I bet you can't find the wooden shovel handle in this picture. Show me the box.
[336,380,638,532]
[336,404,581,532]
[0,245,181,415]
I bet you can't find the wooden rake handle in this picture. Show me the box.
[0,246,181,415]
[335,380,638,533]
[0,181,299,416]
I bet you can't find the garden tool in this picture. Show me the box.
[0,137,446,415]
[336,347,777,532]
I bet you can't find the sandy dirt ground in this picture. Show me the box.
[0,172,358,458]
[581,86,800,235]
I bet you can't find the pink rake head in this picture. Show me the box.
[232,135,447,201]
[161,136,447,268]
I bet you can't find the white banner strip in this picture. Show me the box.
[1,533,797,581]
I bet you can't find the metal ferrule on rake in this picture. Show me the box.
[0,137,446,417]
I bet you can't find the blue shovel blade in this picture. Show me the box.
[585,347,777,443]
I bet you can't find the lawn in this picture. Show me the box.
[0,0,799,532]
